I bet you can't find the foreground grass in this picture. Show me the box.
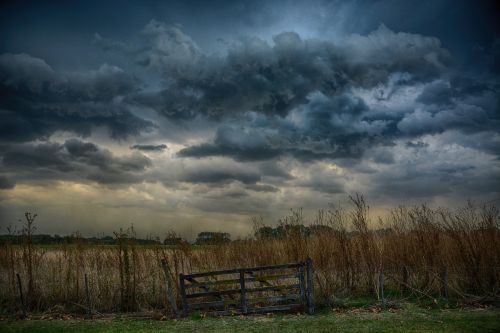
[1,306,499,333]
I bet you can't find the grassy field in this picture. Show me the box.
[1,306,499,333]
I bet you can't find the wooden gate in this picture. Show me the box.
[179,258,314,316]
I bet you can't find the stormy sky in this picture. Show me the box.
[1,0,499,238]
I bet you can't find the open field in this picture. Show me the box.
[1,306,500,333]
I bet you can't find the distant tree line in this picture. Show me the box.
[2,216,398,247]
[0,226,394,246]
[254,224,392,239]
[0,234,161,246]
[195,231,231,245]
[254,224,330,239]
[0,231,233,246]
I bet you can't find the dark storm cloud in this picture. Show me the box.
[0,54,138,101]
[389,75,500,150]
[2,1,497,68]
[245,184,279,193]
[258,161,294,180]
[180,168,260,185]
[416,80,453,106]
[405,141,428,149]
[102,20,496,167]
[65,139,151,173]
[369,157,500,200]
[439,131,500,159]
[130,144,167,151]
[0,176,15,189]
[1,139,151,187]
[178,125,281,161]
[416,77,500,115]
[216,189,249,199]
[90,21,451,122]
[3,20,489,163]
[178,92,392,162]
[95,19,204,79]
[370,150,395,165]
[0,1,499,203]
[299,178,345,195]
[0,53,155,142]
[397,105,489,136]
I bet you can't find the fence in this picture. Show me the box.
[8,263,499,317]
[178,258,315,316]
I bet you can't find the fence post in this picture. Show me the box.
[16,273,26,318]
[161,259,179,317]
[402,266,409,293]
[441,266,449,301]
[239,270,248,314]
[179,273,188,317]
[379,271,385,308]
[305,258,315,314]
[84,273,92,319]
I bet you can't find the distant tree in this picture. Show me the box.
[255,223,326,239]
[163,236,187,246]
[195,232,231,245]
[163,230,188,246]
[255,226,278,239]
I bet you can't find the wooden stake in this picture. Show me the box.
[84,273,92,319]
[160,259,179,317]
[402,266,409,293]
[379,271,385,308]
[16,273,26,318]
[442,266,449,301]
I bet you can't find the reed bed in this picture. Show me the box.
[0,196,498,315]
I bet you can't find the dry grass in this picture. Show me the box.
[0,196,499,315]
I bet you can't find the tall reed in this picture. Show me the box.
[0,199,498,314]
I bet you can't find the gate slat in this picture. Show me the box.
[186,284,301,298]
[186,263,301,278]
[185,273,298,289]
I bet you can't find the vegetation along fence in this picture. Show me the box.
[178,258,315,316]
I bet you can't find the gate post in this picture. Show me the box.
[305,258,315,314]
[161,259,179,317]
[239,270,248,314]
[298,263,306,309]
[179,273,189,317]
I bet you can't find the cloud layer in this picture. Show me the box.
[0,1,499,236]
